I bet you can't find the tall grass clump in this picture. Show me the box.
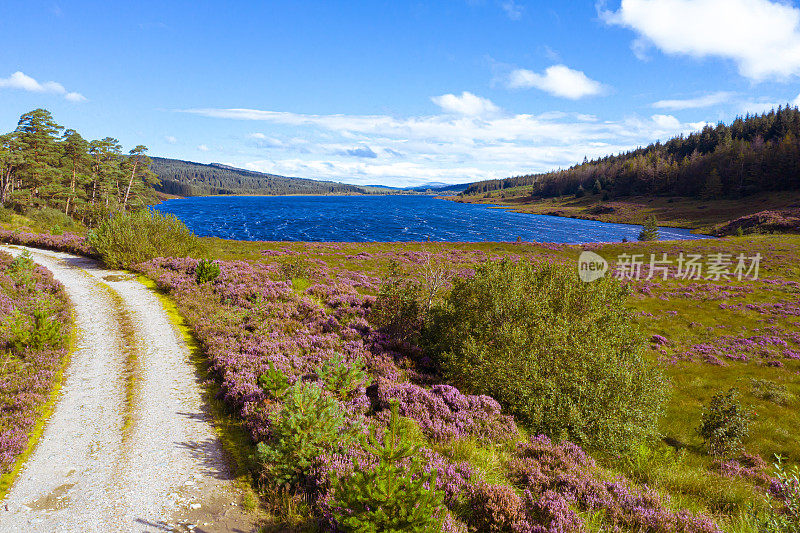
[424,260,668,453]
[88,209,202,269]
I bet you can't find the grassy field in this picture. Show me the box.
[447,188,800,234]
[2,212,799,531]
[194,234,800,529]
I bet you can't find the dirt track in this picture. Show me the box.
[0,246,257,533]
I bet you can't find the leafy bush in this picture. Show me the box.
[369,261,422,342]
[256,380,353,486]
[27,207,76,233]
[697,388,753,457]
[316,354,370,402]
[0,206,12,224]
[257,362,290,400]
[750,378,793,406]
[761,455,800,532]
[424,260,668,452]
[88,209,202,269]
[330,401,445,532]
[195,259,221,284]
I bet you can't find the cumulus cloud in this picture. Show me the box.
[431,91,500,116]
[197,144,210,152]
[179,104,709,186]
[652,91,734,110]
[0,71,86,101]
[507,65,605,99]
[601,0,800,81]
[165,135,178,144]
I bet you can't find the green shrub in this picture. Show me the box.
[0,207,12,224]
[638,215,659,241]
[369,261,421,342]
[3,308,63,354]
[750,378,793,406]
[316,354,371,402]
[27,207,76,232]
[88,209,202,269]
[697,388,753,457]
[195,259,221,284]
[257,362,290,400]
[256,380,353,486]
[423,260,668,452]
[330,401,445,532]
[761,455,800,532]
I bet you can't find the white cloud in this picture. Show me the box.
[179,103,709,186]
[507,65,605,99]
[500,0,524,20]
[165,135,178,144]
[431,91,500,116]
[601,0,800,81]
[197,144,210,152]
[794,93,800,107]
[652,91,734,110]
[0,71,86,101]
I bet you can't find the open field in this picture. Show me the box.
[2,216,799,531]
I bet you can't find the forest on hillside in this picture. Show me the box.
[462,106,800,200]
[0,109,157,223]
[150,157,367,196]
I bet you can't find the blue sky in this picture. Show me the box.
[2,0,800,186]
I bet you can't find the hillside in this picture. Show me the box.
[149,157,369,196]
[455,106,800,233]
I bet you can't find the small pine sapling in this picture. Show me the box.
[315,354,371,402]
[195,259,221,284]
[330,401,445,532]
[256,380,352,487]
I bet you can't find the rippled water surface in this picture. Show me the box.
[154,195,708,243]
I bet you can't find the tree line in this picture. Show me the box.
[461,105,800,200]
[0,109,158,224]
[149,157,366,197]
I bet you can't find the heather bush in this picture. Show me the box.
[369,260,422,343]
[467,483,531,532]
[697,388,753,457]
[424,260,667,452]
[330,401,445,532]
[750,378,793,406]
[195,259,220,284]
[256,380,354,487]
[315,354,370,402]
[88,209,202,269]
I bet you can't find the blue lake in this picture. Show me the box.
[153,195,708,243]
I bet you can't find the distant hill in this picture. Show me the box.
[149,157,369,196]
[461,106,800,201]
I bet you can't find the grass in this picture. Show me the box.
[4,216,799,530]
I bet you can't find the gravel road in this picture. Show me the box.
[0,246,258,533]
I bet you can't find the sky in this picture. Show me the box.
[2,0,800,187]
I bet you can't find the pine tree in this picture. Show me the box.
[14,109,63,209]
[61,129,91,216]
[638,216,659,241]
[330,402,445,532]
[701,169,723,200]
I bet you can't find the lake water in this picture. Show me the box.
[153,195,708,243]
